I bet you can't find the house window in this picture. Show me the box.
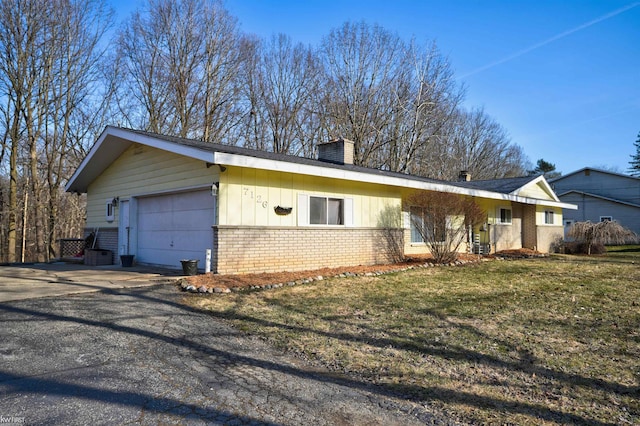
[410,207,424,243]
[497,207,512,225]
[410,206,446,243]
[310,196,343,225]
[600,216,612,222]
[105,200,115,222]
[544,210,554,225]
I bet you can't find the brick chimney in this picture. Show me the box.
[317,137,355,165]
[458,170,471,182]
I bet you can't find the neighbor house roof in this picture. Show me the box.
[557,190,640,209]
[65,126,577,209]
[549,167,640,183]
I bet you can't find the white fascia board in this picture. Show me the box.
[213,152,578,210]
[65,127,111,192]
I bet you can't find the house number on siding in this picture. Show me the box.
[244,187,268,208]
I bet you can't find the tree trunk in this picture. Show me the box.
[7,110,20,263]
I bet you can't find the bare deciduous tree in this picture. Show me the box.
[416,107,528,180]
[240,34,322,155]
[405,191,485,263]
[382,40,464,175]
[320,21,406,166]
[0,0,112,262]
[115,0,243,143]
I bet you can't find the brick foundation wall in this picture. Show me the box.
[84,227,118,264]
[213,226,403,274]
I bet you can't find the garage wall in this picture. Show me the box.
[86,143,218,228]
[136,190,215,269]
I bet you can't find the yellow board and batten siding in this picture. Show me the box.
[85,143,563,251]
[86,143,219,227]
[516,181,555,200]
[217,166,402,227]
[536,205,563,225]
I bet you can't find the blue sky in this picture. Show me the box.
[112,1,640,175]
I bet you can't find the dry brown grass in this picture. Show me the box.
[184,249,640,425]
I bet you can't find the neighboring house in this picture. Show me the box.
[65,126,576,273]
[550,168,640,236]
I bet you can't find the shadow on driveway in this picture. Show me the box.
[0,262,183,302]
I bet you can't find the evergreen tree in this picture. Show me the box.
[628,132,640,177]
[529,158,560,179]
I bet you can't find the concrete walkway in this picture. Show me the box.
[0,263,182,302]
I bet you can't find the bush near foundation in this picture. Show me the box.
[562,241,606,255]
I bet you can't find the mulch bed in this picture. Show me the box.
[183,253,480,291]
[182,249,545,292]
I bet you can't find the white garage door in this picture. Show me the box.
[137,190,215,269]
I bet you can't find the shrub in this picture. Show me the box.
[562,241,606,255]
[567,221,638,255]
[404,191,485,264]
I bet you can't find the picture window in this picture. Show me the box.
[310,196,343,225]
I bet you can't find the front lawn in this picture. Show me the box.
[186,252,640,425]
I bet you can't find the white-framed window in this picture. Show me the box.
[600,216,613,222]
[544,210,554,225]
[105,200,115,222]
[297,194,353,226]
[310,196,343,225]
[497,207,512,225]
[410,206,425,243]
[410,206,448,243]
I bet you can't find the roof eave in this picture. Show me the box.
[66,127,576,210]
[213,152,578,209]
[65,126,214,193]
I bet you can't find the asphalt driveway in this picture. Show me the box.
[0,268,449,425]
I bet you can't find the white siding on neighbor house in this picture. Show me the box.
[86,143,219,228]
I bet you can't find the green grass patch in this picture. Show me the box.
[187,253,640,425]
